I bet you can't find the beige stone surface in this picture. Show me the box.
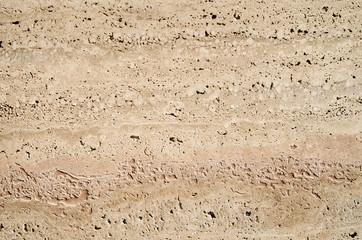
[0,0,361,239]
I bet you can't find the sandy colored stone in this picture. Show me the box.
[0,0,361,239]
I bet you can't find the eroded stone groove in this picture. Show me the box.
[0,0,361,239]
[0,156,361,204]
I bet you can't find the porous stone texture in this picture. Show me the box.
[0,0,361,239]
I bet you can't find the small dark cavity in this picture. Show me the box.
[217,130,227,136]
[130,135,140,140]
[234,13,241,20]
[167,113,178,117]
[349,232,357,238]
[207,211,216,218]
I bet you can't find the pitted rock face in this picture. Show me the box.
[0,0,361,239]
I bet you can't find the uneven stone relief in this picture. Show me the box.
[0,161,360,239]
[0,0,361,238]
[0,156,360,205]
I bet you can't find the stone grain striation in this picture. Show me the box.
[0,0,361,239]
